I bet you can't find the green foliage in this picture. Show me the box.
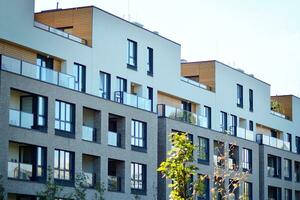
[0,174,5,200]
[37,167,71,200]
[157,132,198,200]
[73,172,88,200]
[271,100,284,113]
[93,182,106,200]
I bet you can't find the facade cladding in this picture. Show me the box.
[0,0,300,200]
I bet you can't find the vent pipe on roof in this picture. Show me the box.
[132,22,144,28]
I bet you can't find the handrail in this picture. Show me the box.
[34,21,88,45]
[114,91,152,111]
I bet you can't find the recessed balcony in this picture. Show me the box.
[157,104,209,128]
[108,114,125,148]
[256,134,290,151]
[114,91,152,112]
[1,54,75,90]
[82,107,101,143]
[108,159,124,192]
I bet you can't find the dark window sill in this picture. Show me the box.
[147,71,153,77]
[131,189,147,195]
[55,129,75,139]
[131,145,147,153]
[8,177,45,183]
[54,179,75,187]
[197,159,209,165]
[127,64,137,71]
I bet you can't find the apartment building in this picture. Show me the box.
[0,0,299,200]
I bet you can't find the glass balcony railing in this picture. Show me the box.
[34,21,87,45]
[108,175,121,192]
[256,134,291,151]
[114,91,152,111]
[1,55,75,90]
[237,127,255,141]
[180,76,211,91]
[9,109,33,129]
[83,172,95,188]
[108,131,121,147]
[8,161,32,180]
[82,126,96,142]
[157,104,209,128]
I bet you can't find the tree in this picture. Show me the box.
[93,182,106,200]
[73,172,88,200]
[210,138,250,200]
[271,100,284,113]
[37,167,71,200]
[0,174,5,200]
[158,132,201,200]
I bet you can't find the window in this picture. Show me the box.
[249,120,253,131]
[243,182,253,200]
[229,179,239,200]
[249,89,253,111]
[54,149,73,181]
[242,148,252,172]
[296,136,300,154]
[131,120,146,149]
[267,154,281,178]
[116,77,127,92]
[198,174,209,200]
[127,39,137,68]
[36,147,46,178]
[147,47,153,75]
[147,87,153,112]
[295,161,300,182]
[198,137,209,164]
[237,84,243,108]
[284,189,292,200]
[36,96,47,128]
[214,141,225,168]
[283,158,292,180]
[73,63,86,92]
[204,106,211,129]
[284,133,292,151]
[131,163,146,193]
[214,177,225,200]
[268,186,282,200]
[229,114,237,136]
[99,71,111,99]
[229,144,239,171]
[220,111,227,132]
[55,100,74,134]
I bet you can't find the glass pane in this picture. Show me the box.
[65,152,70,170]
[55,120,60,129]
[55,101,60,119]
[60,102,65,120]
[54,150,59,168]
[60,151,65,169]
[66,104,70,121]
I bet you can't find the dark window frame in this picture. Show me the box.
[54,149,74,186]
[237,84,243,108]
[220,111,227,132]
[99,71,111,99]
[127,39,138,69]
[55,100,75,137]
[198,136,209,164]
[244,182,253,200]
[131,120,147,151]
[147,86,153,112]
[204,106,211,129]
[249,89,253,112]
[242,148,252,173]
[131,162,147,195]
[147,47,153,76]
[73,63,86,92]
[284,158,292,181]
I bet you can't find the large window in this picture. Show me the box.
[249,89,253,112]
[55,100,74,134]
[284,189,292,200]
[267,154,281,178]
[283,158,292,181]
[127,39,137,68]
[198,137,209,164]
[268,186,282,200]
[204,106,211,129]
[243,182,253,200]
[131,163,146,192]
[116,77,127,92]
[99,71,111,99]
[242,148,252,172]
[198,174,209,200]
[295,161,300,182]
[73,63,86,92]
[229,179,239,200]
[147,47,153,75]
[131,120,146,149]
[54,149,73,181]
[147,87,153,112]
[296,136,300,154]
[229,114,237,136]
[237,84,243,108]
[220,111,227,132]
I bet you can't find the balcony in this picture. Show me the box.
[114,91,152,111]
[256,134,290,151]
[9,109,33,129]
[108,175,122,192]
[1,54,75,90]
[34,21,87,45]
[8,162,32,180]
[271,110,288,119]
[83,172,96,188]
[82,126,97,142]
[108,131,121,147]
[157,104,209,128]
[180,76,211,91]
[237,127,255,141]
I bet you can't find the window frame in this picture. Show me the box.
[131,162,146,194]
[242,148,252,173]
[131,120,147,151]
[99,71,111,99]
[243,182,253,200]
[237,84,243,108]
[54,149,74,184]
[249,89,253,112]
[283,158,292,181]
[55,100,75,136]
[73,63,86,92]
[198,136,209,164]
[147,47,153,76]
[127,39,138,69]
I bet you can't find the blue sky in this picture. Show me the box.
[35,0,300,96]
